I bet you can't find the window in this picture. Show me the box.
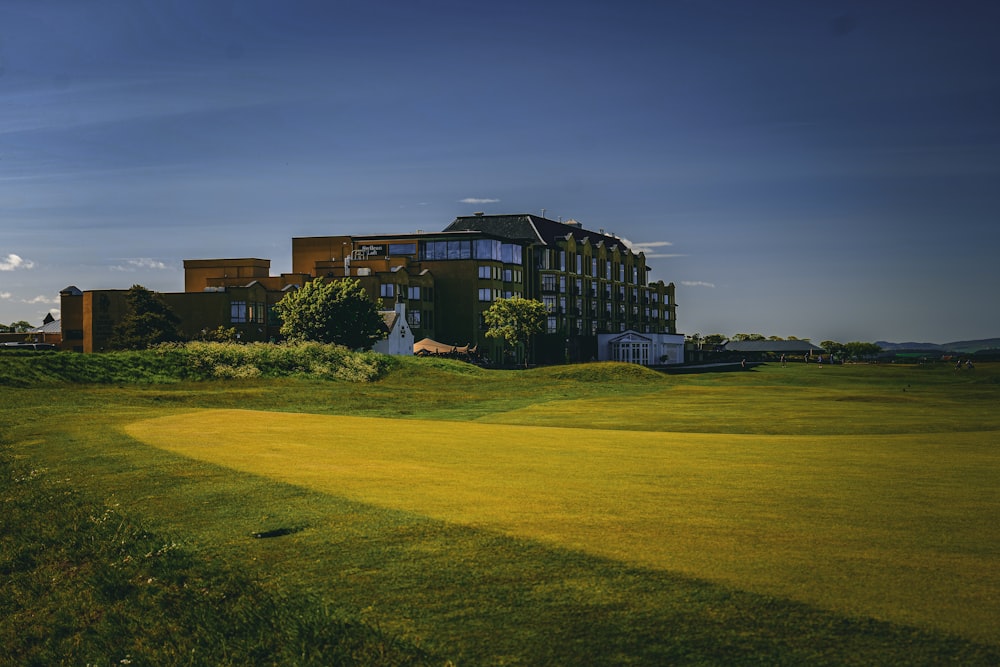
[559,251,566,271]
[408,286,421,300]
[479,265,492,279]
[606,262,612,280]
[591,258,598,277]
[389,243,416,256]
[478,288,493,302]
[230,300,247,323]
[619,264,625,281]
[503,268,513,282]
[380,283,395,298]
[559,276,566,293]
[542,274,557,291]
[543,296,556,312]
[576,254,582,274]
[407,310,421,327]
[547,316,557,333]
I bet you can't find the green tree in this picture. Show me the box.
[843,341,883,361]
[732,333,766,341]
[702,333,728,348]
[9,320,35,333]
[820,340,847,359]
[483,296,546,367]
[274,277,386,350]
[109,285,183,350]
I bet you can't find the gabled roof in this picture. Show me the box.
[610,331,653,343]
[379,310,399,333]
[29,319,61,334]
[444,214,631,252]
[723,340,824,353]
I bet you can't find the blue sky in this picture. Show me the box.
[2,0,998,343]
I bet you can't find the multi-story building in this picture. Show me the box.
[444,214,678,363]
[60,213,683,365]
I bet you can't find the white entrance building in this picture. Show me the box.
[597,330,685,366]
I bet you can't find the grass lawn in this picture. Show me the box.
[3,356,999,664]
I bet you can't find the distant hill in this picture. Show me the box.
[876,338,1000,354]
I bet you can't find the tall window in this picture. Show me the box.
[407,310,421,327]
[230,300,247,323]
[380,283,395,298]
[542,274,557,291]
[408,286,421,300]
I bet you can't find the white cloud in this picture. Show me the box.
[459,198,500,204]
[0,291,11,299]
[0,253,35,271]
[110,258,171,271]
[618,239,683,258]
[681,281,716,288]
[25,295,59,305]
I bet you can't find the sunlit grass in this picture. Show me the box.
[126,409,1000,643]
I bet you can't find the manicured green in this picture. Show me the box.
[2,354,999,665]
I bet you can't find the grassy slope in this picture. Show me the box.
[2,355,999,665]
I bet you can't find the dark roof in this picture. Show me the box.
[723,340,825,353]
[444,214,631,252]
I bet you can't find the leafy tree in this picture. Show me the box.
[274,277,386,350]
[768,335,785,341]
[843,341,883,360]
[732,333,766,341]
[10,320,34,332]
[702,333,728,348]
[483,296,546,367]
[820,340,848,359]
[109,285,184,350]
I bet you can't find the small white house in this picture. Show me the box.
[596,330,685,366]
[373,302,414,356]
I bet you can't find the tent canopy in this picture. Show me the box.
[413,338,474,354]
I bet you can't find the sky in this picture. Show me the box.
[1,0,998,344]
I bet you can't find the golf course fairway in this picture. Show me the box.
[125,408,1000,643]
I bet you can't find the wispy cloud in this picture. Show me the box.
[459,198,500,204]
[0,254,35,271]
[618,239,683,258]
[24,295,59,305]
[681,280,715,288]
[0,291,11,300]
[110,258,172,271]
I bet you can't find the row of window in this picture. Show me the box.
[536,249,646,285]
[478,288,523,302]
[546,318,668,336]
[539,274,667,303]
[418,239,523,265]
[379,284,433,300]
[230,301,267,324]
[478,265,523,282]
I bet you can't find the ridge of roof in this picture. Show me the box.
[446,213,632,251]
